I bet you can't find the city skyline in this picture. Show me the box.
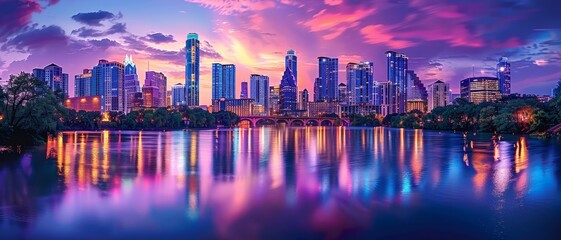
[1,0,560,105]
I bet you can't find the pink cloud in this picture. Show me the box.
[360,25,416,49]
[184,0,276,15]
[301,7,376,40]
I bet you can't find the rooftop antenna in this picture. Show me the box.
[472,64,475,78]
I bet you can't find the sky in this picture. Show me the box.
[0,0,560,105]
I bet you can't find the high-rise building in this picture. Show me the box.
[285,50,298,89]
[337,83,348,104]
[91,59,125,112]
[497,57,511,96]
[240,82,249,99]
[316,57,338,102]
[347,62,375,105]
[124,55,140,112]
[298,89,309,112]
[212,98,254,116]
[143,71,167,108]
[250,74,269,114]
[212,63,236,100]
[269,86,281,116]
[185,33,200,106]
[308,102,341,117]
[386,51,409,114]
[406,70,427,112]
[172,83,186,106]
[280,67,297,115]
[427,80,449,112]
[74,69,92,97]
[460,77,501,104]
[33,64,69,97]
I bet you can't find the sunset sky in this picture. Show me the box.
[1,0,560,104]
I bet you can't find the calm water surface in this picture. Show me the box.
[1,127,561,239]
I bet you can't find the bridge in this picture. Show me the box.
[547,123,561,135]
[238,116,349,127]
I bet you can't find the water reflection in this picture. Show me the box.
[1,128,561,239]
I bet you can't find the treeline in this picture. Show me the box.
[383,81,561,134]
[62,107,240,131]
[0,72,239,148]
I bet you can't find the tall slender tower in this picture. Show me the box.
[497,57,511,96]
[285,50,297,89]
[386,51,408,114]
[124,55,140,112]
[317,57,339,102]
[185,33,200,106]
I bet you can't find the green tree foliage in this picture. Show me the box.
[350,113,381,127]
[213,111,240,127]
[0,72,66,147]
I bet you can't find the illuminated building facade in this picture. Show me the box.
[250,74,269,114]
[308,101,341,117]
[269,86,281,116]
[171,83,186,106]
[74,69,92,97]
[212,98,254,116]
[316,57,338,102]
[91,59,125,112]
[497,57,511,95]
[65,96,102,112]
[460,77,501,104]
[386,51,408,114]
[185,33,200,106]
[427,80,449,112]
[347,62,375,104]
[212,63,236,99]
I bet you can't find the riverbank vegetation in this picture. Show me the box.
[383,81,561,135]
[0,73,239,150]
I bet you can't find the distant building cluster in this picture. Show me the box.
[34,32,519,117]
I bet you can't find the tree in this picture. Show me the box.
[0,72,65,147]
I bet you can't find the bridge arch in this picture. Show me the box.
[306,119,319,126]
[238,119,254,128]
[291,119,305,126]
[320,120,333,126]
[255,118,276,126]
[276,119,289,126]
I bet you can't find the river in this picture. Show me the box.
[1,127,561,239]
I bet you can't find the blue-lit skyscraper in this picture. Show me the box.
[171,83,186,106]
[386,51,408,114]
[91,59,125,112]
[497,57,511,95]
[33,64,69,97]
[316,57,338,102]
[212,63,236,100]
[285,50,297,89]
[185,33,200,106]
[280,67,297,114]
[346,62,374,104]
[124,55,140,112]
[250,74,269,113]
[74,69,92,97]
[240,82,248,99]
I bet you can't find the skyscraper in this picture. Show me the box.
[299,89,309,112]
[386,51,409,114]
[33,64,69,97]
[279,67,297,115]
[74,69,92,97]
[460,77,501,104]
[185,33,200,106]
[497,57,511,96]
[91,59,125,112]
[285,50,297,88]
[337,83,348,104]
[250,74,269,113]
[269,86,281,116]
[346,62,374,105]
[317,57,338,102]
[143,71,167,108]
[406,70,428,112]
[427,80,449,112]
[124,55,140,112]
[171,83,186,106]
[212,63,236,100]
[240,82,249,99]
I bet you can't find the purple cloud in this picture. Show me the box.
[142,33,176,44]
[71,23,127,38]
[0,0,59,41]
[71,10,122,26]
